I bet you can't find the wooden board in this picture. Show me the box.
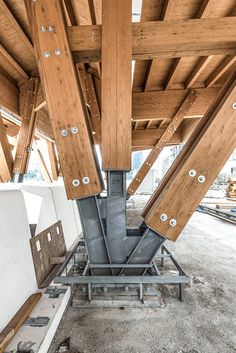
[144,72,236,241]
[128,91,197,195]
[101,0,132,170]
[31,0,103,199]
[30,221,66,288]
[68,17,236,62]
[0,293,42,353]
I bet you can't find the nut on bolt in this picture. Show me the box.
[160,213,168,222]
[60,129,68,137]
[189,169,196,177]
[198,175,206,183]
[72,179,80,187]
[82,176,90,184]
[169,219,177,227]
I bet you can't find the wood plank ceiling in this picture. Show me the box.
[0,0,235,152]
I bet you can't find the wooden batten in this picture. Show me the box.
[101,0,132,170]
[31,0,103,199]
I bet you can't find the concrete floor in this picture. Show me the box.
[49,197,236,353]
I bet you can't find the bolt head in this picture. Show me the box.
[189,169,197,177]
[198,175,206,183]
[48,25,54,32]
[82,176,90,184]
[72,179,80,187]
[43,50,51,58]
[169,219,177,227]
[232,102,236,110]
[60,129,68,137]
[71,127,79,134]
[55,48,61,56]
[160,213,168,222]
[40,26,46,32]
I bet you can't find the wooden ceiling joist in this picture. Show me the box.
[206,55,236,87]
[68,17,236,62]
[0,0,34,56]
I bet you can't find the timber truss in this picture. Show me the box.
[0,1,236,289]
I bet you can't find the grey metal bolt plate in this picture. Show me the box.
[160,213,168,222]
[43,50,51,58]
[189,169,196,177]
[169,219,177,227]
[198,175,206,183]
[60,129,68,137]
[71,126,79,134]
[72,179,80,187]
[82,176,90,184]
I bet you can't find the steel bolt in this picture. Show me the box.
[198,175,206,183]
[160,213,168,222]
[60,129,68,137]
[43,50,51,58]
[232,102,236,110]
[55,48,61,56]
[82,176,90,184]
[71,127,79,134]
[40,26,46,32]
[189,169,197,177]
[169,219,177,227]
[72,179,80,187]
[48,25,54,32]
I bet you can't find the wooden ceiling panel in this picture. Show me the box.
[132,61,150,92]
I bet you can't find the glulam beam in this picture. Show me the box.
[101,0,132,170]
[144,72,236,241]
[68,17,236,62]
[31,0,103,199]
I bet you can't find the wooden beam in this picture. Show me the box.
[13,78,39,175]
[132,87,219,121]
[181,118,201,142]
[47,141,59,181]
[206,55,236,87]
[0,293,42,353]
[79,69,101,144]
[33,140,53,183]
[144,72,236,241]
[68,17,236,62]
[0,72,19,115]
[0,45,29,82]
[128,91,197,195]
[132,128,182,149]
[164,58,183,90]
[0,0,34,55]
[144,0,174,92]
[101,0,132,170]
[0,116,13,181]
[31,0,103,199]
[185,55,214,88]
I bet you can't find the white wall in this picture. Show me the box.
[0,187,38,331]
[0,184,82,331]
